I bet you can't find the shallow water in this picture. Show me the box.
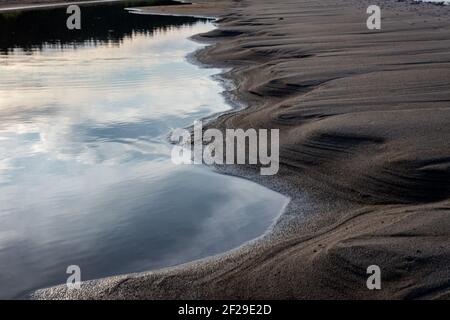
[0,3,287,299]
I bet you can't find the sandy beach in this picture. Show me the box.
[24,0,450,299]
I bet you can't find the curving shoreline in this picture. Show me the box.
[33,0,450,299]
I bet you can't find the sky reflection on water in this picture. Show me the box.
[0,6,287,299]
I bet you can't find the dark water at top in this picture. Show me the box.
[0,1,287,299]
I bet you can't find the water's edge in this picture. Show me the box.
[21,6,292,298]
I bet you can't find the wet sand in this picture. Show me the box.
[31,0,450,299]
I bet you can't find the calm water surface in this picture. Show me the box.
[0,3,287,298]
